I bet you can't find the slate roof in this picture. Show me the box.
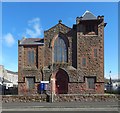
[19,38,44,45]
[81,10,97,20]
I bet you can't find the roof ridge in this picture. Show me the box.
[82,10,90,17]
[81,10,97,20]
[45,22,71,32]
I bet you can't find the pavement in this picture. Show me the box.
[1,101,120,112]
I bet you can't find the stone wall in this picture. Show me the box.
[53,94,119,102]
[75,17,105,94]
[77,34,104,83]
[2,94,119,103]
[18,45,44,95]
[18,83,40,95]
[2,94,47,103]
[44,22,71,67]
[68,83,104,94]
[18,16,105,95]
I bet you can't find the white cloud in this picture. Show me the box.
[3,33,15,47]
[25,17,42,38]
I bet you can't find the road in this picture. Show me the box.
[1,101,120,112]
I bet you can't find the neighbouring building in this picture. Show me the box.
[0,65,18,95]
[18,11,106,95]
[105,78,120,93]
[0,65,18,87]
[5,70,18,87]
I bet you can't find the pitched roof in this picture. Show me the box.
[81,10,97,20]
[45,20,71,32]
[19,38,44,45]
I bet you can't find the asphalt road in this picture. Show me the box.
[1,101,120,112]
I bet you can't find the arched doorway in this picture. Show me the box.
[55,69,69,94]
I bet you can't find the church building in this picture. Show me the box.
[18,11,106,95]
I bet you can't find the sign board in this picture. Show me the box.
[41,81,49,83]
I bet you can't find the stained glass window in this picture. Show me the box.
[54,37,67,62]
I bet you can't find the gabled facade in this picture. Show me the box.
[18,11,106,95]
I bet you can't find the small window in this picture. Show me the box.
[82,58,86,67]
[86,77,95,89]
[31,51,34,63]
[26,77,35,90]
[28,50,34,64]
[94,49,97,57]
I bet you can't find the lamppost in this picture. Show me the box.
[51,78,54,103]
[109,71,112,93]
[51,44,54,103]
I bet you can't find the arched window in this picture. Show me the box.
[54,37,67,62]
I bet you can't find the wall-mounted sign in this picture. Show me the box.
[41,81,49,83]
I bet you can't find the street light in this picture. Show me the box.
[109,71,112,93]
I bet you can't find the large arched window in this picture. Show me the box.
[54,37,67,62]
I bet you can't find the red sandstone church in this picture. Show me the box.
[18,11,106,95]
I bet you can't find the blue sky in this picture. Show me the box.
[1,2,118,79]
